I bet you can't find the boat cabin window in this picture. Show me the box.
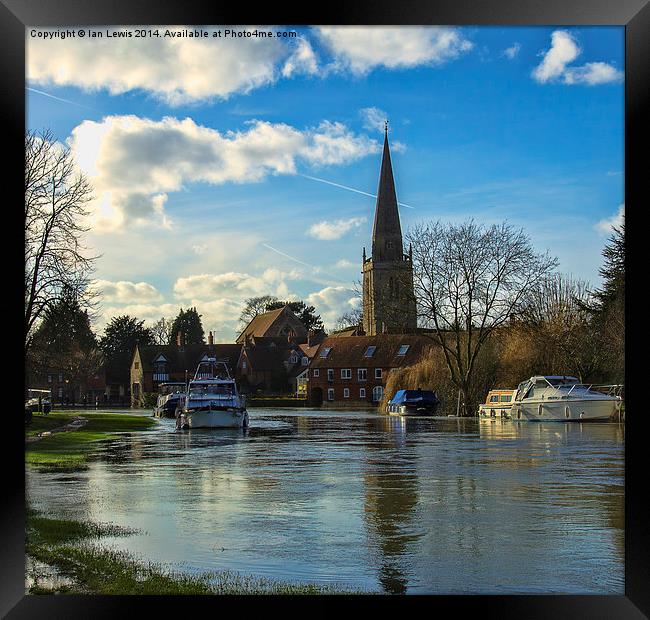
[489,395,499,403]
[189,384,234,398]
[501,394,512,402]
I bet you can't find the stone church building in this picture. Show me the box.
[362,124,417,335]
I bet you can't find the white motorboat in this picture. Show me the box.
[510,376,622,422]
[154,382,186,418]
[176,358,248,429]
[478,389,516,419]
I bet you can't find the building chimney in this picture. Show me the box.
[307,329,314,347]
[208,331,214,345]
[176,331,183,347]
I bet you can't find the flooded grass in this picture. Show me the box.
[26,509,371,595]
[25,412,157,472]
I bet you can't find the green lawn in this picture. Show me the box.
[26,412,157,471]
[26,509,371,595]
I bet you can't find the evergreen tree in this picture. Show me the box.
[99,316,153,384]
[169,307,205,345]
[590,219,625,383]
[28,286,99,381]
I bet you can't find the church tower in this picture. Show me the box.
[362,123,417,335]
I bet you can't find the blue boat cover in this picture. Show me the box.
[389,389,439,405]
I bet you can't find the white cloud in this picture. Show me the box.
[28,26,292,105]
[334,258,355,269]
[315,26,472,75]
[360,106,388,133]
[502,43,521,59]
[308,217,366,240]
[93,279,163,303]
[595,204,624,235]
[68,115,379,231]
[564,62,624,85]
[532,30,623,85]
[306,286,360,329]
[282,37,319,77]
[173,268,300,302]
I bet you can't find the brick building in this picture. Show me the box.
[308,334,433,407]
[130,338,241,407]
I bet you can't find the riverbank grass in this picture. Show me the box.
[26,510,370,595]
[25,412,157,471]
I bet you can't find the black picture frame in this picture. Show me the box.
[3,1,648,616]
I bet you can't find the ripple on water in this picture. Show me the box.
[26,412,625,594]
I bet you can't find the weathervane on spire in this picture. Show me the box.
[384,119,389,133]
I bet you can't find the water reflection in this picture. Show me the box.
[26,410,625,594]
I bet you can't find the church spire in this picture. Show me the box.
[371,121,403,262]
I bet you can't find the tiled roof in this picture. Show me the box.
[310,334,433,369]
[136,344,242,374]
[236,307,285,343]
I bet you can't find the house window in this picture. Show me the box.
[47,374,52,383]
[320,347,332,358]
[397,344,410,356]
[290,354,298,364]
[302,357,309,366]
[341,369,351,379]
[359,388,366,399]
[58,373,63,382]
[134,362,139,369]
[328,388,335,401]
[375,368,382,379]
[343,388,350,398]
[358,368,367,381]
[364,346,376,357]
[242,361,247,369]
[327,369,334,381]
[58,387,63,398]
[313,369,319,378]
[372,385,384,402]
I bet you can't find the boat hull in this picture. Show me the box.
[181,408,248,429]
[511,398,620,422]
[387,403,440,416]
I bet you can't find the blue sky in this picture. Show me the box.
[27,25,624,341]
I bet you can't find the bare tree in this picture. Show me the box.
[407,219,557,415]
[25,129,96,353]
[520,275,601,381]
[150,316,175,345]
[237,295,279,331]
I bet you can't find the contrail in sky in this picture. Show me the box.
[261,243,349,286]
[299,174,416,209]
[26,87,96,110]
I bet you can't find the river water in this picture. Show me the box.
[26,408,625,594]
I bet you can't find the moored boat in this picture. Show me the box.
[153,382,186,418]
[478,389,516,419]
[510,376,622,422]
[386,389,440,416]
[176,358,248,429]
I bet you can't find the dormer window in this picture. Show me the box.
[364,346,376,357]
[290,354,298,364]
[397,344,410,356]
[320,347,332,358]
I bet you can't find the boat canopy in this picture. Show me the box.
[389,389,439,405]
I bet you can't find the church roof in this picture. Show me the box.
[371,126,403,262]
